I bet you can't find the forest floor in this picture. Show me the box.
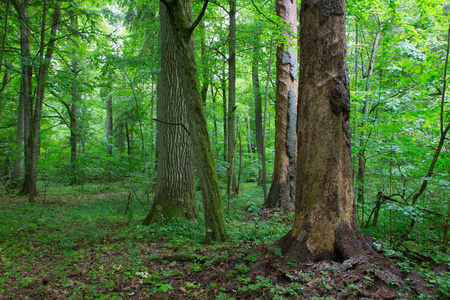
[0,183,448,299]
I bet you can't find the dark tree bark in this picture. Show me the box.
[278,0,371,262]
[264,0,298,212]
[159,0,227,242]
[143,2,198,224]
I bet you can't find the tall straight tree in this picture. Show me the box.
[12,0,31,191]
[227,0,237,197]
[143,2,198,224]
[278,0,370,261]
[252,33,265,186]
[159,0,227,242]
[264,0,298,211]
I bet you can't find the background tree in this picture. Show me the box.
[264,0,297,211]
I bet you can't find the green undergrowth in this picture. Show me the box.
[0,182,294,299]
[0,182,448,299]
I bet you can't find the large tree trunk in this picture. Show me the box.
[264,0,298,212]
[278,0,370,262]
[160,0,227,243]
[227,0,237,197]
[143,3,198,225]
[252,34,264,186]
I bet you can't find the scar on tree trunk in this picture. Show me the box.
[276,0,372,262]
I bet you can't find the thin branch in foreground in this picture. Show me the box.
[153,119,191,136]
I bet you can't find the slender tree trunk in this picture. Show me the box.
[200,22,210,103]
[13,86,24,186]
[211,85,218,159]
[27,2,61,203]
[159,0,227,242]
[398,24,450,245]
[245,97,252,154]
[105,81,113,156]
[149,77,155,177]
[70,53,79,185]
[222,65,227,163]
[278,0,371,261]
[252,34,264,186]
[262,38,274,202]
[227,0,237,196]
[13,0,33,196]
[1,5,21,185]
[264,0,298,212]
[356,28,381,223]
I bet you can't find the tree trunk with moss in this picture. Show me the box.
[159,0,227,243]
[278,0,370,262]
[143,3,198,225]
[264,0,297,212]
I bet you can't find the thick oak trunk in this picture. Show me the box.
[143,3,198,224]
[160,0,227,242]
[278,0,370,262]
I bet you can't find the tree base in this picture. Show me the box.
[264,179,294,212]
[277,218,372,262]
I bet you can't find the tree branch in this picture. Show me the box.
[153,119,191,136]
[189,0,209,34]
[43,102,70,130]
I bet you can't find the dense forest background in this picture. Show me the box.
[2,0,450,298]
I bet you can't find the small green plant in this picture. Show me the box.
[244,252,260,262]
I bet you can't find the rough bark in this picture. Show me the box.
[227,0,237,197]
[264,0,298,212]
[159,0,227,242]
[143,3,198,224]
[252,35,264,186]
[278,0,371,262]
